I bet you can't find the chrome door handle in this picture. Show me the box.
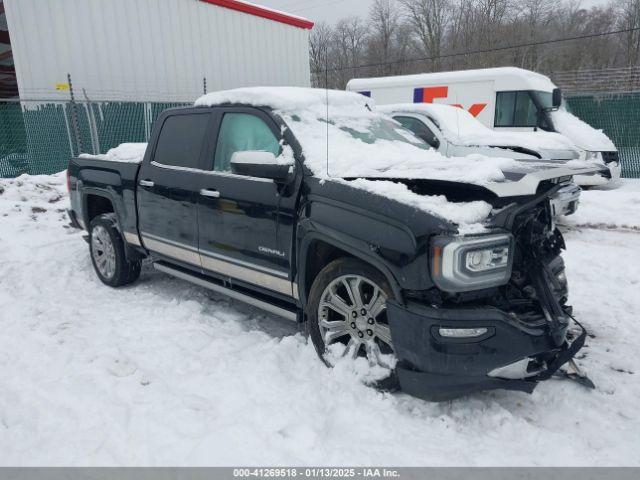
[200,189,220,198]
[139,180,154,187]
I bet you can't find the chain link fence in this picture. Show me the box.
[565,92,640,178]
[0,99,189,178]
[1,94,639,178]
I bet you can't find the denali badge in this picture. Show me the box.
[259,246,286,258]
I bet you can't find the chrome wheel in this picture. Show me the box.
[91,225,116,280]
[318,274,395,368]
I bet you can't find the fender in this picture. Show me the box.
[81,187,121,229]
[82,188,145,261]
[296,226,404,308]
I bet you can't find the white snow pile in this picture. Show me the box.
[551,108,616,152]
[1,172,640,466]
[195,87,518,185]
[561,179,640,231]
[345,178,492,233]
[379,103,578,153]
[79,143,147,163]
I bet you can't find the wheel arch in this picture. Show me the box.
[297,232,402,308]
[82,189,118,228]
[83,190,145,262]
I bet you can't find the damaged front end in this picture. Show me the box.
[387,187,592,401]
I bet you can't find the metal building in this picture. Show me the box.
[3,0,313,102]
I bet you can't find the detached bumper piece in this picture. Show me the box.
[386,300,587,401]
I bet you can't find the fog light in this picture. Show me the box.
[438,327,488,338]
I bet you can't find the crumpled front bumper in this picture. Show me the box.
[386,300,587,401]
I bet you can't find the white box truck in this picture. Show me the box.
[347,67,621,185]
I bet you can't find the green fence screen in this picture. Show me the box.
[1,95,639,178]
[565,92,640,178]
[0,100,189,178]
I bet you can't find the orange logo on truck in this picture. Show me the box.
[414,86,487,117]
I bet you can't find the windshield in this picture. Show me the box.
[531,91,553,110]
[495,90,553,130]
[335,116,429,148]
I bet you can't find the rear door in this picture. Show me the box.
[196,107,298,299]
[137,109,212,270]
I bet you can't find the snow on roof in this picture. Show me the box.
[347,67,556,93]
[551,108,616,152]
[196,87,514,230]
[380,103,579,153]
[79,143,147,163]
[200,0,314,29]
[195,87,517,186]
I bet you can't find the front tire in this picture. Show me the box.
[89,214,141,287]
[307,257,398,386]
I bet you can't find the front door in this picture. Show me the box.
[196,107,298,298]
[137,110,212,270]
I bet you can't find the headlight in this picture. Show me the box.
[431,234,514,292]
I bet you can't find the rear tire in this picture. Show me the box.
[89,214,141,287]
[307,257,399,390]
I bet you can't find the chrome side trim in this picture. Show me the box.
[141,235,201,267]
[123,231,141,247]
[200,254,293,297]
[199,248,288,278]
[154,263,298,322]
[141,232,294,297]
[150,161,275,183]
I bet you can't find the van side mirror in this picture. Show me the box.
[552,88,562,109]
[230,151,290,181]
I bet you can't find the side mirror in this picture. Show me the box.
[552,88,562,109]
[230,151,291,181]
[422,133,440,150]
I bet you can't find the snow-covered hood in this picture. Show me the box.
[550,108,616,152]
[378,103,579,158]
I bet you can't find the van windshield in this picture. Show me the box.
[531,91,553,110]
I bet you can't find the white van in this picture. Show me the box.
[347,67,621,185]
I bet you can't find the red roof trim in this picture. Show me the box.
[200,0,314,30]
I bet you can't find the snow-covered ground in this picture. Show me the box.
[0,174,639,466]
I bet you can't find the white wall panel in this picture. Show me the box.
[4,0,311,102]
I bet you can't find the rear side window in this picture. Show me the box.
[154,113,210,169]
[214,113,280,172]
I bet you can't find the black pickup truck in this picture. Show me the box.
[67,88,595,401]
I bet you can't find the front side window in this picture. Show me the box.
[495,91,540,128]
[154,113,210,169]
[214,113,280,172]
[394,116,440,149]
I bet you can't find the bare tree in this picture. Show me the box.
[367,0,402,75]
[309,0,638,90]
[400,0,452,71]
[333,16,369,84]
[619,0,640,67]
[309,22,333,87]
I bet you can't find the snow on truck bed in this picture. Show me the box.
[79,143,147,163]
[1,173,639,465]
